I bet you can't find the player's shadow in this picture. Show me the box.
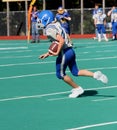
[79,90,116,98]
[79,90,98,97]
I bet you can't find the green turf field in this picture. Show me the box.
[0,39,117,130]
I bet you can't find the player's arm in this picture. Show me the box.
[63,12,71,21]
[54,34,64,55]
[39,34,64,58]
[94,18,97,27]
[64,16,71,21]
[107,10,112,16]
[107,7,115,16]
[39,52,50,59]
[103,15,107,26]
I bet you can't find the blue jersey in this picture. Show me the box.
[92,9,98,16]
[92,9,99,19]
[55,11,71,34]
[31,11,39,22]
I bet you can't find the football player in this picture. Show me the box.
[55,7,71,43]
[93,8,108,42]
[38,10,108,98]
[111,9,117,40]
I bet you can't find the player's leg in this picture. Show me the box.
[112,22,116,40]
[31,22,36,43]
[97,25,102,42]
[95,28,98,39]
[78,70,108,84]
[56,48,108,98]
[101,24,108,41]
[67,49,108,84]
[56,48,84,98]
[35,23,40,43]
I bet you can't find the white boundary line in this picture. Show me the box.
[0,55,34,59]
[66,121,117,130]
[48,86,117,102]
[0,56,117,67]
[92,97,116,102]
[0,47,28,50]
[0,91,70,102]
[0,50,32,54]
[47,97,69,101]
[0,85,116,102]
[0,66,117,80]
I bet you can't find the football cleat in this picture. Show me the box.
[69,86,84,98]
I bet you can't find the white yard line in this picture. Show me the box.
[92,97,116,102]
[66,121,117,130]
[0,85,116,102]
[0,66,117,80]
[0,56,117,67]
[0,47,28,50]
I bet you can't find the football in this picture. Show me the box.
[48,41,58,54]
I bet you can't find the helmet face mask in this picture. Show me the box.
[37,18,44,29]
[37,10,54,28]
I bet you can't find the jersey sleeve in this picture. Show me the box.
[46,28,58,41]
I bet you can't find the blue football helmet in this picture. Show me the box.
[112,9,117,13]
[97,8,103,14]
[37,10,54,28]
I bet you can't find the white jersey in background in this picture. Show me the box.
[93,14,106,24]
[111,13,117,22]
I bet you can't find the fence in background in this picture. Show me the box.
[0,8,111,36]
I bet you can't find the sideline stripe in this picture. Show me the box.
[0,85,117,102]
[66,121,117,130]
[0,66,117,80]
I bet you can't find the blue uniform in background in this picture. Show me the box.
[55,10,71,35]
[111,9,117,40]
[31,9,40,43]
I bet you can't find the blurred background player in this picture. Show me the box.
[92,4,99,40]
[31,5,40,43]
[55,6,71,43]
[107,6,116,40]
[93,8,108,42]
[110,8,117,40]
[38,10,108,98]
